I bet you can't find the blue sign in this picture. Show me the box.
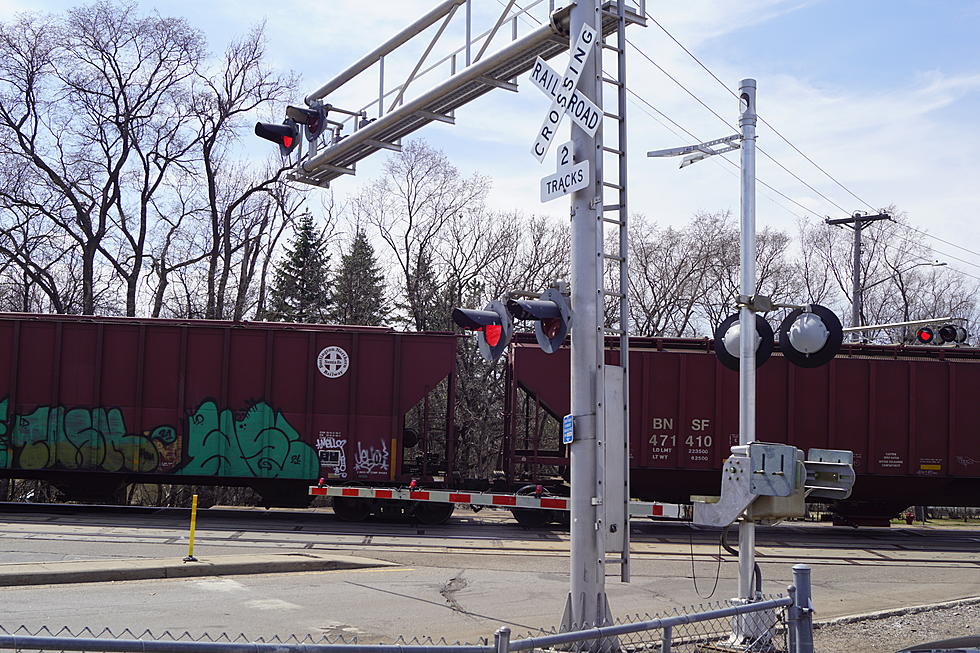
[562,414,574,444]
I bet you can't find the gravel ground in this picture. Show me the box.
[812,598,980,653]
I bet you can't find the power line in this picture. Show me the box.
[879,241,980,284]
[640,12,980,269]
[897,222,980,261]
[507,2,979,280]
[625,37,854,217]
[825,218,980,281]
[626,90,813,220]
[644,10,880,214]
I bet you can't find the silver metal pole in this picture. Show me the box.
[568,0,604,630]
[737,78,757,603]
[378,56,385,118]
[851,224,862,342]
[465,0,472,66]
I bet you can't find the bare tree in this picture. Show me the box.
[797,211,978,343]
[189,24,298,320]
[360,140,490,331]
[0,3,209,315]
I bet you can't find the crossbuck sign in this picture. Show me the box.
[529,23,599,162]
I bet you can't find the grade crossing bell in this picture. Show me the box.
[713,314,774,371]
[777,304,843,368]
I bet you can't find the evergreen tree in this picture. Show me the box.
[266,214,332,323]
[328,228,388,326]
[397,250,454,331]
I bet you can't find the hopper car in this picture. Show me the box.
[0,314,976,526]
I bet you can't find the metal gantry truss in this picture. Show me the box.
[287,1,645,187]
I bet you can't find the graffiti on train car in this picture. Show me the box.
[0,397,317,480]
[177,400,317,478]
[0,398,178,472]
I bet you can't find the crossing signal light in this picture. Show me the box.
[938,324,967,344]
[916,326,936,344]
[777,304,843,368]
[286,104,329,142]
[452,300,513,362]
[917,323,967,345]
[505,288,570,354]
[254,118,300,157]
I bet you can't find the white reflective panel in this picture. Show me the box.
[788,312,829,354]
[723,321,761,358]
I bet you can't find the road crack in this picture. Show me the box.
[439,570,469,614]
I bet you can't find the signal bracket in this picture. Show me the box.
[736,294,775,313]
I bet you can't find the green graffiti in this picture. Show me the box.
[177,401,317,479]
[5,404,172,473]
[0,397,316,480]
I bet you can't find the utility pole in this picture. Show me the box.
[824,212,891,341]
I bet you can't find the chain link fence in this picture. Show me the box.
[0,568,815,653]
[509,595,792,652]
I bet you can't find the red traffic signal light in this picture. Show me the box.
[286,104,329,142]
[916,326,935,344]
[505,288,571,354]
[452,301,513,362]
[254,118,300,157]
[917,324,968,345]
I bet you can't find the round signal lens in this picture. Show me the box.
[484,324,502,347]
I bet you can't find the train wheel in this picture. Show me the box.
[413,501,454,525]
[332,496,371,522]
[512,508,552,528]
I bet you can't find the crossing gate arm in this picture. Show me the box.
[293,2,645,187]
[309,485,684,518]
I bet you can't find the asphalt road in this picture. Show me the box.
[0,505,976,644]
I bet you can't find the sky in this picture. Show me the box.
[8,0,980,284]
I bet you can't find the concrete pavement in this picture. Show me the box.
[0,552,395,586]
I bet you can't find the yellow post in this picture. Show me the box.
[183,494,199,562]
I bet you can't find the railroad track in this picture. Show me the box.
[0,502,976,571]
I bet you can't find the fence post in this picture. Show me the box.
[792,564,814,653]
[786,584,798,653]
[495,626,511,653]
[660,625,672,653]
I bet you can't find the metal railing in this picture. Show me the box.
[0,566,815,653]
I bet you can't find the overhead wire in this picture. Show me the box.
[505,0,979,277]
[625,89,811,221]
[625,37,853,215]
[639,11,980,275]
[506,0,835,223]
[645,11,879,214]
[898,222,980,261]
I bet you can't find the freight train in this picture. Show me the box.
[0,314,976,525]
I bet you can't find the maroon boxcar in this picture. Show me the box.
[510,337,980,519]
[0,314,457,506]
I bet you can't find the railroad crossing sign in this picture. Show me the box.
[530,23,598,162]
[541,140,590,202]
